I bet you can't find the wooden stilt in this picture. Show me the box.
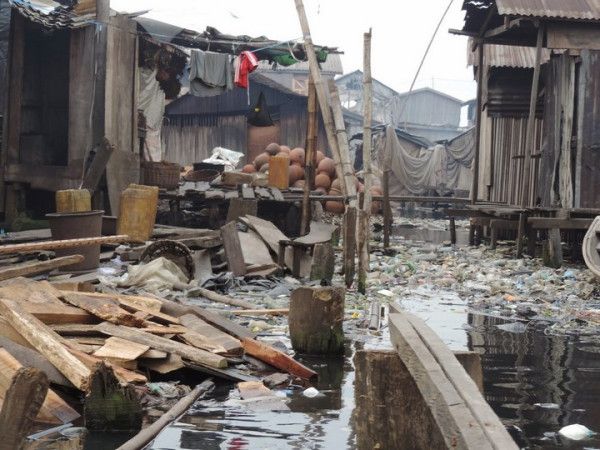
[449,217,457,245]
[471,42,484,205]
[516,212,526,258]
[526,226,537,257]
[344,207,357,288]
[383,170,392,248]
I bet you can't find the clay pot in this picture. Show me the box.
[242,164,256,174]
[293,179,306,189]
[279,145,291,155]
[277,151,290,159]
[254,152,270,170]
[331,178,342,192]
[288,164,305,184]
[318,157,335,177]
[370,186,383,214]
[371,186,383,196]
[325,201,345,214]
[265,142,281,156]
[315,173,332,190]
[316,150,325,164]
[315,187,328,195]
[259,163,269,174]
[290,147,306,166]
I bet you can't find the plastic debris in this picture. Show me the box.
[302,387,320,398]
[558,424,595,441]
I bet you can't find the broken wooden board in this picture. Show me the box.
[0,278,64,305]
[0,298,92,391]
[226,198,258,223]
[220,221,246,276]
[96,322,228,369]
[241,338,317,381]
[179,314,243,355]
[62,293,145,327]
[238,230,275,267]
[179,331,227,354]
[237,380,290,411]
[23,302,96,325]
[294,221,337,245]
[241,215,288,254]
[139,353,184,374]
[0,348,80,425]
[0,336,72,387]
[93,337,150,361]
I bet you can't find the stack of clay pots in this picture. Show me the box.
[243,142,382,214]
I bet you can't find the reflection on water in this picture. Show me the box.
[149,352,356,450]
[468,314,600,449]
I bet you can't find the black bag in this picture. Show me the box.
[247,92,274,127]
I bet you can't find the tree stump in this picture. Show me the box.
[289,286,344,355]
[543,228,563,268]
[84,363,142,431]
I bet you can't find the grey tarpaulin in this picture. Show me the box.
[138,68,166,161]
[378,125,474,196]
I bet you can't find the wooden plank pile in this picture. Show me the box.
[0,276,317,445]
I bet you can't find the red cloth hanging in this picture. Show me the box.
[234,51,259,89]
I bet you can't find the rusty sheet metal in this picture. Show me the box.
[468,39,551,68]
[9,0,94,29]
[496,0,600,21]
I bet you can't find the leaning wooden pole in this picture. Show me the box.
[301,77,318,235]
[293,0,346,196]
[520,24,543,208]
[358,29,373,294]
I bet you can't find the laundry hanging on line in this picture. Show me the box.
[189,49,234,97]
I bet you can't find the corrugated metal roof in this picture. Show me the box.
[496,0,600,20]
[9,0,93,28]
[257,53,343,75]
[468,39,551,68]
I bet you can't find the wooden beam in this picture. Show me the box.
[528,217,593,229]
[95,322,228,369]
[0,298,92,391]
[179,314,242,355]
[220,221,246,277]
[81,138,115,192]
[23,302,96,325]
[0,368,48,450]
[62,293,144,327]
[0,255,84,282]
[0,235,128,255]
[521,24,544,207]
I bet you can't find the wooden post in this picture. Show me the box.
[358,29,373,295]
[0,368,49,450]
[310,242,335,282]
[289,286,345,355]
[383,170,392,248]
[301,77,318,236]
[449,217,457,245]
[521,24,544,208]
[471,41,484,205]
[343,206,357,287]
[543,228,563,268]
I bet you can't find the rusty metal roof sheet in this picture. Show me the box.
[9,0,94,29]
[468,39,551,68]
[496,0,600,20]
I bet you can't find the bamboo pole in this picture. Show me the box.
[521,24,543,208]
[358,29,373,294]
[301,77,318,235]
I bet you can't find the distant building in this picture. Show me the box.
[336,70,471,142]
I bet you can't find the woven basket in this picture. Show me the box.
[142,161,180,190]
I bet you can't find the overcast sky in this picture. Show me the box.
[111,0,476,101]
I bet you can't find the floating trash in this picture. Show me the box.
[558,424,595,441]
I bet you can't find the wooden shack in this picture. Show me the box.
[459,0,600,209]
[0,0,139,221]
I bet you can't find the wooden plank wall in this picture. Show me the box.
[576,50,600,208]
[105,15,139,214]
